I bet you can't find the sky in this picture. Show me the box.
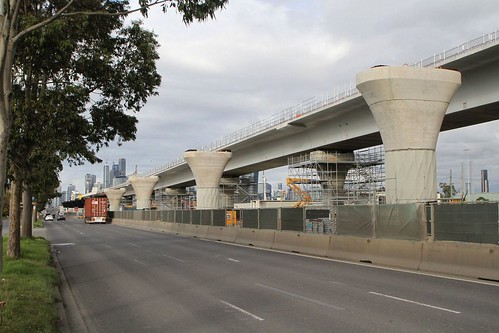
[59,0,499,195]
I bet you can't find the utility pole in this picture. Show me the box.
[449,169,453,198]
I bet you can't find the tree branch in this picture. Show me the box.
[11,0,77,45]
[61,0,169,18]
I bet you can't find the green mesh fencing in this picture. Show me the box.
[433,202,498,244]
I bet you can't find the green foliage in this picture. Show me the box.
[10,1,162,203]
[0,237,59,332]
[476,196,489,201]
[439,182,457,198]
[139,0,228,23]
[33,219,44,229]
[3,0,227,209]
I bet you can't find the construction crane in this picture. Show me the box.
[286,178,313,208]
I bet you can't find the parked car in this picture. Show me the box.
[44,214,54,221]
[57,213,66,221]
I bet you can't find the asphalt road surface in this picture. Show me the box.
[44,219,499,333]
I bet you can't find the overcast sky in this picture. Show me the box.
[60,0,499,195]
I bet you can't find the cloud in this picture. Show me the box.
[61,0,499,195]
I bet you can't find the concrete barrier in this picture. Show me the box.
[111,218,498,281]
[235,228,276,249]
[327,236,370,262]
[206,226,238,243]
[169,222,181,234]
[420,241,499,281]
[112,218,145,230]
[160,222,175,233]
[110,218,126,226]
[272,231,330,257]
[328,236,423,270]
[176,224,209,238]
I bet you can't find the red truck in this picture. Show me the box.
[84,197,108,224]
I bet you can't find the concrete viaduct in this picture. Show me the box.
[105,32,499,210]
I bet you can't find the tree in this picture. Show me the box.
[7,3,162,257]
[439,182,457,199]
[0,0,228,268]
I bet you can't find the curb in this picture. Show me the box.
[51,246,88,333]
[34,227,88,333]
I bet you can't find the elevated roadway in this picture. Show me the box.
[116,33,499,195]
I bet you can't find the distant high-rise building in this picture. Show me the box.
[108,161,129,187]
[67,184,76,200]
[257,182,272,200]
[113,176,127,187]
[118,158,126,177]
[481,170,489,193]
[110,163,119,182]
[103,164,110,188]
[85,174,97,194]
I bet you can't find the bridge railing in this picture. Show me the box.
[415,30,498,68]
[144,88,360,176]
[144,30,499,177]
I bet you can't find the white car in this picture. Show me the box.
[44,214,54,221]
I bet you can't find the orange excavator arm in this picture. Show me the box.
[286,178,312,208]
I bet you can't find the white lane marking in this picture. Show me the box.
[220,300,264,321]
[162,254,187,263]
[255,283,343,310]
[227,258,239,263]
[369,291,461,314]
[133,259,146,265]
[52,243,76,246]
[329,281,344,286]
[128,243,141,248]
[224,242,499,287]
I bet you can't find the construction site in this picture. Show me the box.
[286,145,386,208]
[148,145,386,211]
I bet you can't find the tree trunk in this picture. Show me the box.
[21,186,32,238]
[0,104,10,268]
[7,179,21,258]
[0,0,19,271]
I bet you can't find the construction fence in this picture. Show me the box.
[110,202,499,245]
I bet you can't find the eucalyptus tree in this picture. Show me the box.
[0,0,228,266]
[7,5,161,258]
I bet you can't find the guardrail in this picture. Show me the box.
[143,30,499,177]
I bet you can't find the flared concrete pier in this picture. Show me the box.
[184,150,232,209]
[104,188,126,211]
[309,150,354,201]
[128,175,159,210]
[356,66,461,203]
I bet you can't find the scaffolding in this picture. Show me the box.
[287,146,385,208]
[219,173,260,209]
[153,188,195,210]
[346,145,386,205]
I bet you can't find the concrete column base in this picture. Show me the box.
[356,66,461,204]
[104,188,126,211]
[129,175,159,210]
[184,150,232,210]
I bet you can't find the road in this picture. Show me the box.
[44,219,498,333]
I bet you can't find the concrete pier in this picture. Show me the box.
[104,188,126,211]
[128,175,159,209]
[184,150,232,209]
[309,150,354,202]
[356,66,461,203]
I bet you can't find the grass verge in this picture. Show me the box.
[0,236,60,332]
